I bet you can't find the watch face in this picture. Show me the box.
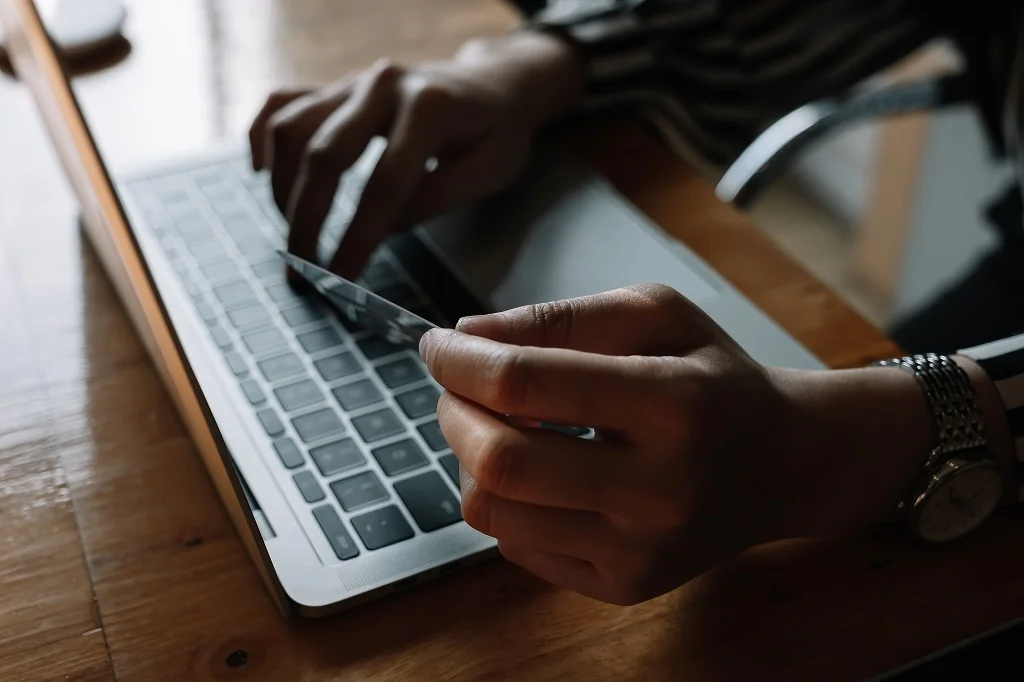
[916,460,1002,543]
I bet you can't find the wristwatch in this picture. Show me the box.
[873,353,1003,543]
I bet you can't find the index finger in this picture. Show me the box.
[249,88,311,170]
[419,328,665,430]
[455,283,714,356]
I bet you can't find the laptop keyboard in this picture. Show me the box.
[119,153,467,563]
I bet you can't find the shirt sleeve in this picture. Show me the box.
[959,334,1024,502]
[527,0,938,172]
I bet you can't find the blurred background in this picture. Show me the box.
[749,40,1013,335]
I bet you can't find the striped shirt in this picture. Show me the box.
[529,0,1024,496]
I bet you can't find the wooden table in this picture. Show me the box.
[2,1,1024,680]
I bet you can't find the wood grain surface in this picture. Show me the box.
[2,1,1023,681]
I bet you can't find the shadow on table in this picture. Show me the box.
[1,34,131,80]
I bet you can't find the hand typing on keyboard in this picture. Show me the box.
[417,284,935,606]
[246,31,584,279]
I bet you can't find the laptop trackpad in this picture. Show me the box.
[416,150,721,312]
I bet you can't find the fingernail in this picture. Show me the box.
[418,328,434,361]
[456,315,482,332]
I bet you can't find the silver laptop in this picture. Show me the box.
[3,0,823,617]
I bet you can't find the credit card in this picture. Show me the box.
[277,251,437,350]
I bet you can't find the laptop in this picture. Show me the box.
[1,0,823,617]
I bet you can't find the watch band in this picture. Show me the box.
[958,333,1024,503]
[872,353,989,469]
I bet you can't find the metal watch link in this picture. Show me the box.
[872,353,1003,543]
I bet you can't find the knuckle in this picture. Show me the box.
[406,80,455,120]
[473,429,519,494]
[636,282,687,313]
[485,349,530,413]
[368,58,404,88]
[269,112,302,149]
[527,298,579,348]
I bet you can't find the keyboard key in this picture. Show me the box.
[213,281,257,308]
[273,437,303,468]
[225,352,248,376]
[439,453,460,488]
[274,379,324,412]
[313,506,359,560]
[154,183,187,202]
[257,352,304,382]
[356,335,403,360]
[166,203,199,222]
[168,255,189,276]
[194,169,227,187]
[266,282,307,305]
[195,300,218,325]
[227,303,271,330]
[395,385,440,419]
[293,471,325,503]
[375,358,425,389]
[174,217,212,240]
[223,217,261,243]
[314,352,361,382]
[201,259,239,281]
[212,199,247,221]
[257,408,285,437]
[210,327,233,350]
[242,328,287,355]
[332,379,383,411]
[372,439,428,477]
[297,327,343,353]
[394,471,462,532]
[352,408,404,443]
[310,438,364,476]
[281,304,325,328]
[242,244,279,265]
[351,505,414,550]
[240,379,266,405]
[187,238,227,264]
[184,281,203,299]
[331,471,389,511]
[418,421,447,451]
[292,407,345,443]
[238,238,274,257]
[251,259,283,281]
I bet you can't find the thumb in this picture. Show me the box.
[456,283,710,356]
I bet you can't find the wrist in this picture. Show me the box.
[765,365,934,539]
[454,30,586,128]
